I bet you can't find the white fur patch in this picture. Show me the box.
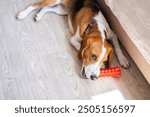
[94,11,114,40]
[17,5,37,20]
[55,0,62,5]
[35,7,51,21]
[35,5,67,21]
[70,26,81,51]
[68,17,74,34]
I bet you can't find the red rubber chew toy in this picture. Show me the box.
[99,66,121,78]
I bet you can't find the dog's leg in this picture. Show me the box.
[109,32,129,68]
[70,27,81,51]
[16,0,62,20]
[33,0,62,7]
[16,5,37,20]
[68,17,74,34]
[34,5,67,22]
[70,36,81,51]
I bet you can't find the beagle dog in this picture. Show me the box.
[17,0,129,80]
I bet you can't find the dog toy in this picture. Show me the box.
[99,66,121,78]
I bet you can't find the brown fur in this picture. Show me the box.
[65,0,113,67]
[33,0,57,7]
[103,40,112,66]
[32,0,112,67]
[78,29,112,67]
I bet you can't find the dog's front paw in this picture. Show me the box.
[16,11,27,20]
[34,15,42,22]
[118,56,130,69]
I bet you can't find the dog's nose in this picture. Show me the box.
[90,75,98,80]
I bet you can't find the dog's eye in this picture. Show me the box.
[91,54,97,61]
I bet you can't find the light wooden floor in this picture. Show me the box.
[0,0,150,100]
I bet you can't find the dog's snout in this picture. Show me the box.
[82,67,88,79]
[82,66,99,80]
[90,75,98,80]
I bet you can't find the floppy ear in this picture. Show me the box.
[78,40,84,60]
[78,40,90,61]
[105,45,113,68]
[78,41,88,60]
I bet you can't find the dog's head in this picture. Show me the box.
[78,36,112,80]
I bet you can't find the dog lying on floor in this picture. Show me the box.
[16,0,129,80]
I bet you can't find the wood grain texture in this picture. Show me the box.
[0,0,150,100]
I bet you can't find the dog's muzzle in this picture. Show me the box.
[82,67,98,80]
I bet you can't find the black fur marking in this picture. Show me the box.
[70,0,84,19]
[70,0,100,19]
[85,0,100,13]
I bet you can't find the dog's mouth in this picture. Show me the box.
[90,75,98,80]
